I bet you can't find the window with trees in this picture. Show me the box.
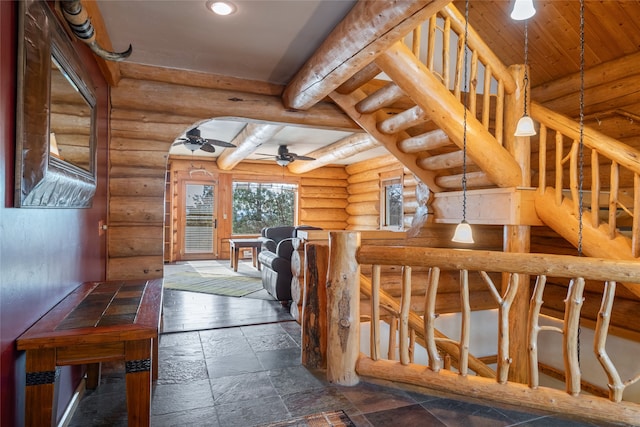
[380,172,403,229]
[232,181,297,234]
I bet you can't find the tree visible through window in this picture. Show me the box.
[232,182,297,234]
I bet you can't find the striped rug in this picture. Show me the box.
[163,271,263,297]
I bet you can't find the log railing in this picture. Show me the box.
[317,231,640,425]
[531,102,640,258]
[402,4,516,147]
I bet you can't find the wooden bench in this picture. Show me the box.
[16,279,163,426]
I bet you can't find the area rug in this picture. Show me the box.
[163,271,263,297]
[262,410,355,427]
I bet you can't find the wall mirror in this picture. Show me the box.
[15,0,97,207]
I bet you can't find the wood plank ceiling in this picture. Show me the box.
[455,0,640,147]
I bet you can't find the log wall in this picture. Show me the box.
[107,72,358,280]
[345,154,416,230]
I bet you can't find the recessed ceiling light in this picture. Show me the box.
[206,1,236,16]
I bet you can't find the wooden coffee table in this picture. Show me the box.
[16,279,163,427]
[229,238,263,272]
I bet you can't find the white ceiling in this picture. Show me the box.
[96,1,388,165]
[98,0,357,84]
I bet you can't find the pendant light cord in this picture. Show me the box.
[578,0,585,257]
[523,20,529,117]
[577,0,585,368]
[461,0,469,222]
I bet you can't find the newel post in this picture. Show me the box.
[326,231,360,386]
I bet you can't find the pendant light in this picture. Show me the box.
[514,20,536,137]
[452,0,474,244]
[510,0,536,21]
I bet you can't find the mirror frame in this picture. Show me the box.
[15,0,97,208]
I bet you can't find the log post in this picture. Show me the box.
[326,231,361,386]
[301,243,329,369]
[503,64,531,384]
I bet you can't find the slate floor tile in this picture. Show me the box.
[151,379,215,416]
[215,395,289,427]
[210,371,278,404]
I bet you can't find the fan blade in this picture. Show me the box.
[171,140,186,146]
[200,143,216,153]
[204,138,235,148]
[292,154,315,161]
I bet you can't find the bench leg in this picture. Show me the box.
[86,363,101,389]
[24,348,59,427]
[125,339,152,426]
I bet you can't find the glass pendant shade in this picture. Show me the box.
[514,115,536,136]
[510,0,536,20]
[184,141,201,152]
[452,220,474,244]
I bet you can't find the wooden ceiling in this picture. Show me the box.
[456,1,640,87]
[453,1,640,146]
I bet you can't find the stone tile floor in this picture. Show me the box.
[67,261,631,426]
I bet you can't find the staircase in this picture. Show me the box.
[323,3,640,268]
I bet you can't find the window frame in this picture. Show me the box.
[230,178,300,236]
[379,170,404,230]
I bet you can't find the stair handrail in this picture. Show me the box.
[402,3,517,147]
[531,102,640,256]
[325,231,640,425]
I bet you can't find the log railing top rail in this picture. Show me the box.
[358,245,640,284]
[438,3,516,94]
[532,102,640,176]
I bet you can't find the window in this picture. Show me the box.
[232,181,297,234]
[380,174,403,229]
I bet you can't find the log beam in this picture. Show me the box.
[288,133,379,174]
[216,123,283,170]
[111,79,360,132]
[283,0,451,110]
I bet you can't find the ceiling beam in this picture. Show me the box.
[288,133,379,174]
[283,0,451,111]
[111,78,361,132]
[119,63,283,96]
[216,123,284,171]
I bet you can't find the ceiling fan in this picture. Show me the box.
[258,145,316,166]
[172,127,235,153]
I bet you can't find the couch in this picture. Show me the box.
[258,225,320,301]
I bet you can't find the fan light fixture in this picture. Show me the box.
[184,141,201,152]
[276,158,290,167]
[514,20,536,137]
[206,1,236,16]
[452,0,474,244]
[510,0,536,20]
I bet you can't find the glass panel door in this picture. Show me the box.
[183,182,216,257]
